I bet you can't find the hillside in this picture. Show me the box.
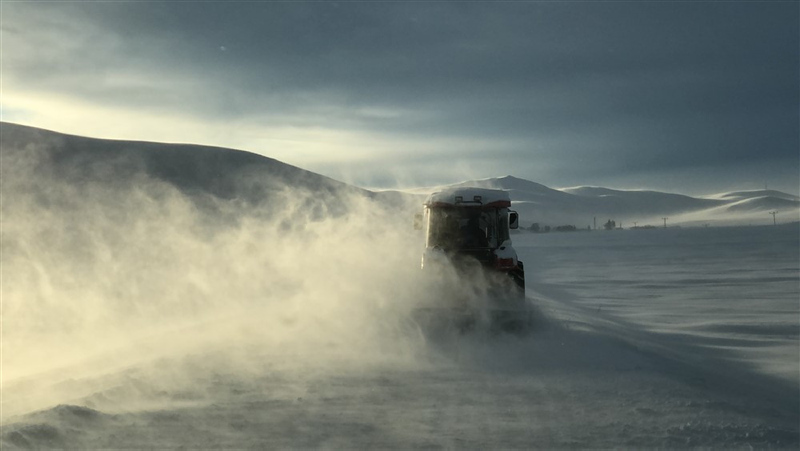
[3,122,797,228]
[1,122,411,221]
[426,176,799,228]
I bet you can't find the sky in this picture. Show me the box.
[2,1,798,195]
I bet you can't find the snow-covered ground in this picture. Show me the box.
[2,123,798,448]
[3,220,798,448]
[519,224,800,386]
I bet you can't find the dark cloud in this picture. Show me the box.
[3,2,797,194]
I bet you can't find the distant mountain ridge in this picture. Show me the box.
[426,175,799,227]
[705,190,800,202]
[3,122,797,227]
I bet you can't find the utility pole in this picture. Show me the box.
[593,217,596,230]
[769,211,778,225]
[662,217,668,228]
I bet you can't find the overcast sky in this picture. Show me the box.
[3,1,798,195]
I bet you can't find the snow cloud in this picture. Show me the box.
[0,137,431,396]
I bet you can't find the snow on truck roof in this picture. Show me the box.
[425,187,511,208]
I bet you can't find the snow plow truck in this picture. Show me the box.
[414,187,531,332]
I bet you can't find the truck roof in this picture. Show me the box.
[425,187,511,208]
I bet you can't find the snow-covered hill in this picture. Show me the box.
[426,175,799,228]
[4,122,795,228]
[1,122,413,220]
[705,189,800,202]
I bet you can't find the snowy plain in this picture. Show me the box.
[4,225,798,449]
[520,224,799,385]
[1,122,798,448]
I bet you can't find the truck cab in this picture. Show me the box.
[416,187,529,331]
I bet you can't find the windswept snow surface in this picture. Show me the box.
[3,220,798,448]
[2,123,798,448]
[521,224,800,386]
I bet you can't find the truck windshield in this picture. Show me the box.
[427,207,499,250]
